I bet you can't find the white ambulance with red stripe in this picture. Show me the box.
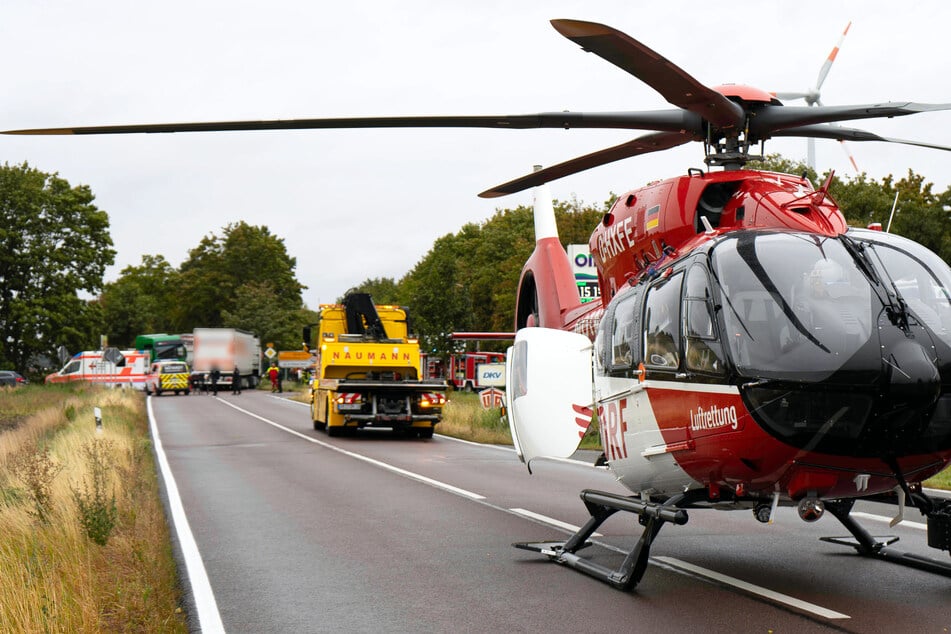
[45,349,149,389]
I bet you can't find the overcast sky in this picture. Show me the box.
[3,1,951,308]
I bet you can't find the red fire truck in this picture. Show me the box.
[448,352,506,391]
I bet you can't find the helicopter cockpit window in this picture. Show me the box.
[712,233,873,381]
[684,265,725,375]
[644,272,683,369]
[610,292,639,369]
[851,229,951,337]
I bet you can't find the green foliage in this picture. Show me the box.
[0,162,115,373]
[397,198,604,356]
[750,153,951,262]
[71,439,119,546]
[344,277,401,305]
[99,255,180,347]
[745,154,818,183]
[222,281,318,351]
[173,221,305,331]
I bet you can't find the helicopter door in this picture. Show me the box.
[506,328,593,472]
[683,264,727,376]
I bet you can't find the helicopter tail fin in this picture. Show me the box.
[513,172,584,330]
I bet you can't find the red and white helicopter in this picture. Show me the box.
[7,18,951,590]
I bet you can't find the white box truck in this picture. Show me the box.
[191,328,261,390]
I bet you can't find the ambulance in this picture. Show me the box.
[45,349,149,389]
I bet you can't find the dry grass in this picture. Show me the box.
[0,385,188,633]
[438,392,512,444]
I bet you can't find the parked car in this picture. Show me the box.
[144,361,190,396]
[0,371,29,387]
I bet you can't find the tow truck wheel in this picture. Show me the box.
[326,424,342,437]
[311,401,326,431]
[418,427,434,439]
[155,387,162,396]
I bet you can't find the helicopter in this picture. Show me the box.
[5,18,951,591]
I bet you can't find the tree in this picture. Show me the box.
[99,255,179,347]
[221,281,318,351]
[398,198,605,356]
[172,222,305,331]
[343,277,402,305]
[0,162,115,372]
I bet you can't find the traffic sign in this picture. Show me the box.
[479,387,505,410]
[278,350,313,368]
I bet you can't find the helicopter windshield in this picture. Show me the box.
[848,227,951,339]
[711,232,876,381]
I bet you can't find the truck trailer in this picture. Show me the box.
[191,328,261,390]
[308,293,447,437]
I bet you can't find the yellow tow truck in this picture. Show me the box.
[307,293,447,437]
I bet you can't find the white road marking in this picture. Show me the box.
[653,556,851,620]
[850,511,927,530]
[218,398,486,500]
[235,393,860,620]
[271,394,596,467]
[147,397,225,634]
[509,508,601,536]
[506,507,847,620]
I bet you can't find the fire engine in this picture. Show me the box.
[448,352,506,391]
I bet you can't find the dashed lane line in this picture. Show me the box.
[218,397,486,500]
[223,394,853,623]
[653,556,851,620]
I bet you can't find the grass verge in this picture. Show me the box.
[0,384,187,632]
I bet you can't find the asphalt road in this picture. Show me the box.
[149,390,951,633]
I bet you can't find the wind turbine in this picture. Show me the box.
[774,22,858,172]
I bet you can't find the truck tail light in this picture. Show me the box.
[420,392,446,408]
[336,393,362,405]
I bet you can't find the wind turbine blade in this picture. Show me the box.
[839,140,859,173]
[773,91,809,101]
[815,21,851,91]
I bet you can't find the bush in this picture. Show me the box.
[71,439,118,546]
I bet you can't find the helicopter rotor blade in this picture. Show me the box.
[1,110,703,136]
[479,130,693,198]
[550,19,745,130]
[772,123,951,152]
[752,102,951,136]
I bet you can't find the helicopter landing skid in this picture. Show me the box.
[513,489,688,591]
[821,499,951,577]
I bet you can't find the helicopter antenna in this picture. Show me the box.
[886,191,900,232]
